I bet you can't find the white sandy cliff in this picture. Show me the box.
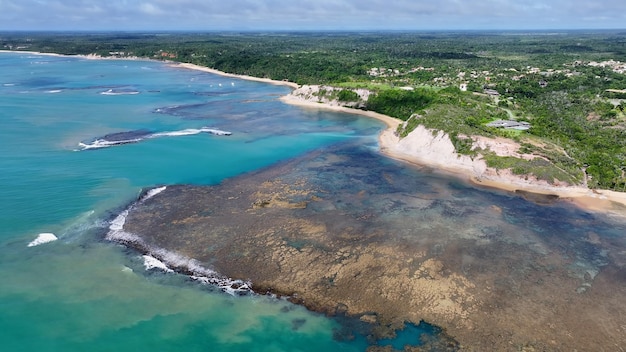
[281,83,626,214]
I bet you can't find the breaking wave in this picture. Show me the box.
[27,233,58,247]
[105,186,252,296]
[100,88,140,95]
[77,127,231,150]
[142,255,173,272]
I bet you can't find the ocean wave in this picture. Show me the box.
[77,129,150,150]
[143,186,167,200]
[106,187,167,243]
[142,255,173,272]
[77,128,231,150]
[105,186,252,295]
[78,138,143,150]
[151,127,232,137]
[27,233,58,247]
[100,88,140,95]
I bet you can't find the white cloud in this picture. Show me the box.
[0,0,624,30]
[139,3,164,16]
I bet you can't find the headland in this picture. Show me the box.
[277,83,626,217]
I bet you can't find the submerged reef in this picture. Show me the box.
[118,144,626,351]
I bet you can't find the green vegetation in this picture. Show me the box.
[336,89,360,102]
[482,153,582,185]
[2,30,625,190]
[366,88,436,120]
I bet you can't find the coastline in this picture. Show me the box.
[277,87,626,216]
[4,49,624,215]
[6,47,626,351]
[176,62,300,89]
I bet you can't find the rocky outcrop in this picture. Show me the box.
[288,85,370,108]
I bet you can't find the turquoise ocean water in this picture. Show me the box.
[0,52,385,351]
[2,52,626,351]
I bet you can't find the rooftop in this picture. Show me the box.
[486,120,531,130]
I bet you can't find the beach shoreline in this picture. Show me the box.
[278,86,626,216]
[177,59,625,215]
[0,49,66,57]
[176,62,300,89]
[3,50,624,215]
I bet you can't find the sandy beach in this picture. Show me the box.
[176,62,300,89]
[0,49,66,57]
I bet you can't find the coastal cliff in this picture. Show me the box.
[284,84,626,213]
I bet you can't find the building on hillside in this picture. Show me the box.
[486,120,531,130]
[484,89,500,97]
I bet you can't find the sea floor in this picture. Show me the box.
[118,142,626,351]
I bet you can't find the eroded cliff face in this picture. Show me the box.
[391,125,487,177]
[384,124,601,199]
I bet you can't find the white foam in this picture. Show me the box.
[105,186,252,295]
[151,128,203,138]
[78,137,144,150]
[105,208,145,245]
[105,187,166,242]
[142,186,167,201]
[142,255,173,272]
[108,208,129,232]
[150,127,232,138]
[147,248,252,295]
[78,127,231,150]
[28,233,58,247]
[45,89,62,93]
[100,89,140,96]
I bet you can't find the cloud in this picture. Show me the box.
[0,0,624,30]
[139,3,164,16]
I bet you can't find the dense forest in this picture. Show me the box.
[2,31,625,190]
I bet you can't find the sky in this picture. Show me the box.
[0,0,625,31]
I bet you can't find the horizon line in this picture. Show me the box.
[1,28,626,33]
